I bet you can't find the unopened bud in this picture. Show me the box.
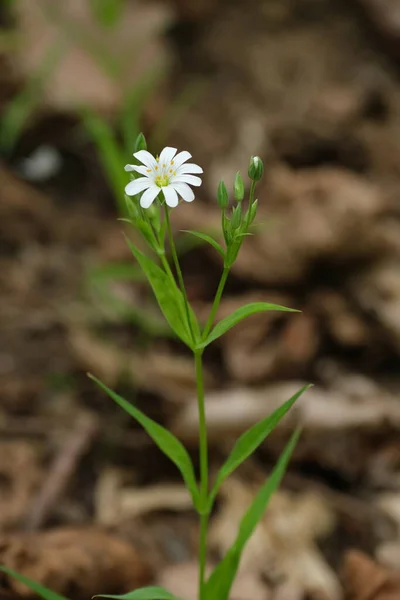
[217,180,229,209]
[248,156,264,181]
[134,132,147,153]
[233,171,244,202]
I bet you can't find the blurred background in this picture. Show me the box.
[1,0,400,599]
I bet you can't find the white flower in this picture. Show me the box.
[124,147,203,209]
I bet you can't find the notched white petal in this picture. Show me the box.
[159,146,177,165]
[173,174,202,187]
[133,150,157,168]
[173,150,192,169]
[140,185,161,208]
[163,185,179,207]
[125,177,152,196]
[176,163,203,175]
[172,182,195,203]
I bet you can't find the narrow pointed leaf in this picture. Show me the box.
[208,385,310,509]
[205,429,300,600]
[0,566,69,600]
[95,587,184,600]
[200,302,299,347]
[89,375,200,508]
[181,230,225,257]
[125,236,199,348]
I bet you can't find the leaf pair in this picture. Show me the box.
[90,374,309,515]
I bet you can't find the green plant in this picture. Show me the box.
[1,134,311,600]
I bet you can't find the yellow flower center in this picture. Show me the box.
[155,174,169,187]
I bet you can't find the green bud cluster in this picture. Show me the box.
[217,156,264,267]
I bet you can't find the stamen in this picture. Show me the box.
[146,169,151,173]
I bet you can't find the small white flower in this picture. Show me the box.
[124,147,203,209]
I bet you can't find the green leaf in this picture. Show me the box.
[205,429,301,600]
[95,586,184,600]
[208,384,311,509]
[89,0,124,27]
[125,236,200,348]
[0,566,69,600]
[81,109,127,217]
[89,375,200,508]
[200,302,299,348]
[181,230,225,257]
[0,41,66,153]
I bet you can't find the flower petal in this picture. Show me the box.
[140,185,161,208]
[133,150,157,169]
[172,182,195,203]
[159,147,177,165]
[173,174,202,187]
[124,164,135,172]
[131,165,153,176]
[173,151,192,169]
[163,185,179,207]
[125,178,152,196]
[176,163,203,175]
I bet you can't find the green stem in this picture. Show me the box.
[164,206,195,343]
[195,350,208,600]
[202,267,230,341]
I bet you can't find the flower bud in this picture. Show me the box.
[233,171,244,202]
[134,132,147,153]
[217,180,229,209]
[248,156,264,181]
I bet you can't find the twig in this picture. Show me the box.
[23,413,99,531]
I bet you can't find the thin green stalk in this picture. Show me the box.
[195,349,208,600]
[164,206,195,343]
[202,267,230,341]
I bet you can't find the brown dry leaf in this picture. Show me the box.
[0,442,42,531]
[342,549,400,600]
[0,527,151,600]
[209,480,339,600]
[173,381,400,444]
[69,326,214,404]
[354,0,400,61]
[350,262,400,352]
[159,0,221,22]
[13,0,173,112]
[374,492,400,571]
[214,292,318,383]
[172,166,392,286]
[157,561,272,600]
[310,291,370,348]
[233,167,389,285]
[95,468,192,525]
[0,165,54,247]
